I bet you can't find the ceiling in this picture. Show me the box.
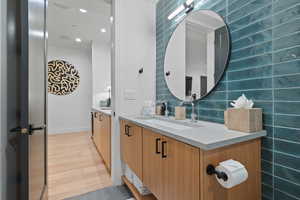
[187,10,226,32]
[47,0,111,49]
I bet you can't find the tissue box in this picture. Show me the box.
[224,108,262,133]
[175,106,186,120]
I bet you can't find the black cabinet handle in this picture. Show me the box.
[99,114,103,121]
[162,141,167,158]
[156,138,161,154]
[125,125,132,137]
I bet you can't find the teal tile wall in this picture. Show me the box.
[156,0,300,199]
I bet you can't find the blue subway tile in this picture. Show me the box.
[262,184,274,200]
[273,46,300,64]
[228,90,273,101]
[227,65,272,80]
[262,160,273,174]
[275,102,300,115]
[275,165,300,185]
[275,152,300,171]
[273,18,300,38]
[274,32,300,51]
[231,18,272,41]
[273,60,300,76]
[275,88,300,101]
[157,1,300,198]
[274,114,300,129]
[274,190,299,200]
[262,137,274,150]
[274,138,300,157]
[262,172,274,186]
[262,149,273,162]
[273,0,300,13]
[228,78,272,91]
[274,127,300,144]
[228,0,271,23]
[273,4,300,26]
[231,42,272,61]
[228,54,272,71]
[232,30,272,50]
[229,4,272,32]
[274,74,300,88]
[274,177,300,198]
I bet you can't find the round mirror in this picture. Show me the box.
[164,10,230,101]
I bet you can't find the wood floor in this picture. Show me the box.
[48,132,112,200]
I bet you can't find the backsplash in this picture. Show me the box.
[156,0,300,199]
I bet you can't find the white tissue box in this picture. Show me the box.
[224,108,262,133]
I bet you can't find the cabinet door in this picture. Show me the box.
[142,129,163,200]
[120,120,143,179]
[93,113,101,152]
[101,115,111,171]
[161,136,200,200]
[99,113,105,158]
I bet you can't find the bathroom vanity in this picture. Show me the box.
[92,107,112,173]
[120,5,266,200]
[120,116,266,200]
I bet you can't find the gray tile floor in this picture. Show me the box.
[65,185,133,200]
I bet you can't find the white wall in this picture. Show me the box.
[111,0,156,185]
[164,22,186,100]
[47,45,93,134]
[186,27,207,98]
[92,41,111,106]
[207,31,215,90]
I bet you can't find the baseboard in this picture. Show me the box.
[48,127,91,135]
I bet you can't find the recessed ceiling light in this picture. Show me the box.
[79,8,87,13]
[101,28,106,33]
[110,16,114,23]
[75,38,82,42]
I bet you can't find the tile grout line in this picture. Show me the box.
[271,1,275,199]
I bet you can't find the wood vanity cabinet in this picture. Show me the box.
[93,113,101,151]
[120,120,143,180]
[93,112,111,172]
[120,119,261,200]
[143,129,200,200]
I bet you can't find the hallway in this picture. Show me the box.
[48,132,112,200]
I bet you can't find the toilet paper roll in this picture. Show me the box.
[215,159,248,189]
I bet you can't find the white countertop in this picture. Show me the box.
[92,106,112,116]
[119,115,266,151]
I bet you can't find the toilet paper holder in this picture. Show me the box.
[206,164,228,182]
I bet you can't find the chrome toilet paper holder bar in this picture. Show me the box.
[206,164,228,182]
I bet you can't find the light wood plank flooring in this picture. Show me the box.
[48,132,112,200]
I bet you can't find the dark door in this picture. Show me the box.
[214,26,228,83]
[6,0,47,199]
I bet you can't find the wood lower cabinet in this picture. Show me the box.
[93,112,111,172]
[201,140,261,200]
[143,129,200,200]
[99,114,111,171]
[161,136,200,200]
[142,129,163,199]
[121,120,261,200]
[120,120,143,180]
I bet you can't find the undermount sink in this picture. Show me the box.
[144,118,193,130]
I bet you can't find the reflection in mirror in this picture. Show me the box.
[164,10,230,101]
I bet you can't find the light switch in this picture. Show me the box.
[124,90,137,100]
